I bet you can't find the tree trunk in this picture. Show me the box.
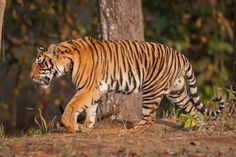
[232,1,236,84]
[0,0,6,60]
[97,0,144,121]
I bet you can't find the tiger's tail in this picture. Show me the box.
[185,63,226,117]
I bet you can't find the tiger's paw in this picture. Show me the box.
[133,118,156,130]
[62,122,79,133]
[66,124,79,133]
[133,120,148,130]
[78,124,93,133]
[85,120,95,129]
[61,116,79,133]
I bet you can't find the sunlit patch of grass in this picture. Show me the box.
[161,84,234,130]
[26,107,57,134]
[19,127,42,137]
[219,86,236,114]
[26,127,42,136]
[0,124,5,138]
[63,146,76,157]
[218,117,236,132]
[162,104,182,120]
[96,106,120,128]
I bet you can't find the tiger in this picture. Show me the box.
[30,36,226,133]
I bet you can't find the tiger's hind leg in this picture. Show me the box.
[135,93,164,129]
[85,103,98,128]
[167,75,199,118]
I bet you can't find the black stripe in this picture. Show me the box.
[75,66,86,88]
[169,86,185,95]
[186,105,194,114]
[194,99,201,106]
[135,60,141,81]
[120,43,127,73]
[125,82,129,92]
[78,40,87,52]
[139,43,148,65]
[115,80,119,91]
[174,95,188,104]
[199,106,205,113]
[142,114,150,118]
[213,97,222,102]
[104,41,113,61]
[187,73,194,80]
[119,68,123,87]
[82,39,96,90]
[110,41,119,78]
[142,105,154,109]
[191,92,198,98]
[211,112,216,116]
[168,94,180,99]
[70,39,81,49]
[189,83,197,88]
[219,106,224,110]
[182,99,191,108]
[49,59,53,68]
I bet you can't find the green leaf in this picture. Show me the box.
[191,119,197,127]
[184,119,192,128]
[180,113,191,119]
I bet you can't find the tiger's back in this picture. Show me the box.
[69,38,186,94]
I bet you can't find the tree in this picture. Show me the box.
[97,0,144,121]
[232,1,236,84]
[0,0,6,60]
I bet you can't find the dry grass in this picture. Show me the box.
[26,107,57,134]
[1,116,236,157]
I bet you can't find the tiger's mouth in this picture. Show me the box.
[33,77,51,89]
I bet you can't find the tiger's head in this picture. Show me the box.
[30,44,72,89]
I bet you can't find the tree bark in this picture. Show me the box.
[97,0,144,121]
[0,0,6,60]
[232,1,236,85]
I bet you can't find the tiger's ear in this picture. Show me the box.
[37,46,45,53]
[48,44,58,56]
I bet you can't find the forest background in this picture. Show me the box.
[0,0,234,133]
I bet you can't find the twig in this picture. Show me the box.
[97,108,120,120]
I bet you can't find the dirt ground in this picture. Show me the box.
[1,117,236,157]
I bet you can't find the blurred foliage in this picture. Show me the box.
[0,0,98,130]
[143,0,233,99]
[0,0,234,131]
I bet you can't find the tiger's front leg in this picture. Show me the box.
[61,89,100,133]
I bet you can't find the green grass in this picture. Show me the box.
[0,124,5,138]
